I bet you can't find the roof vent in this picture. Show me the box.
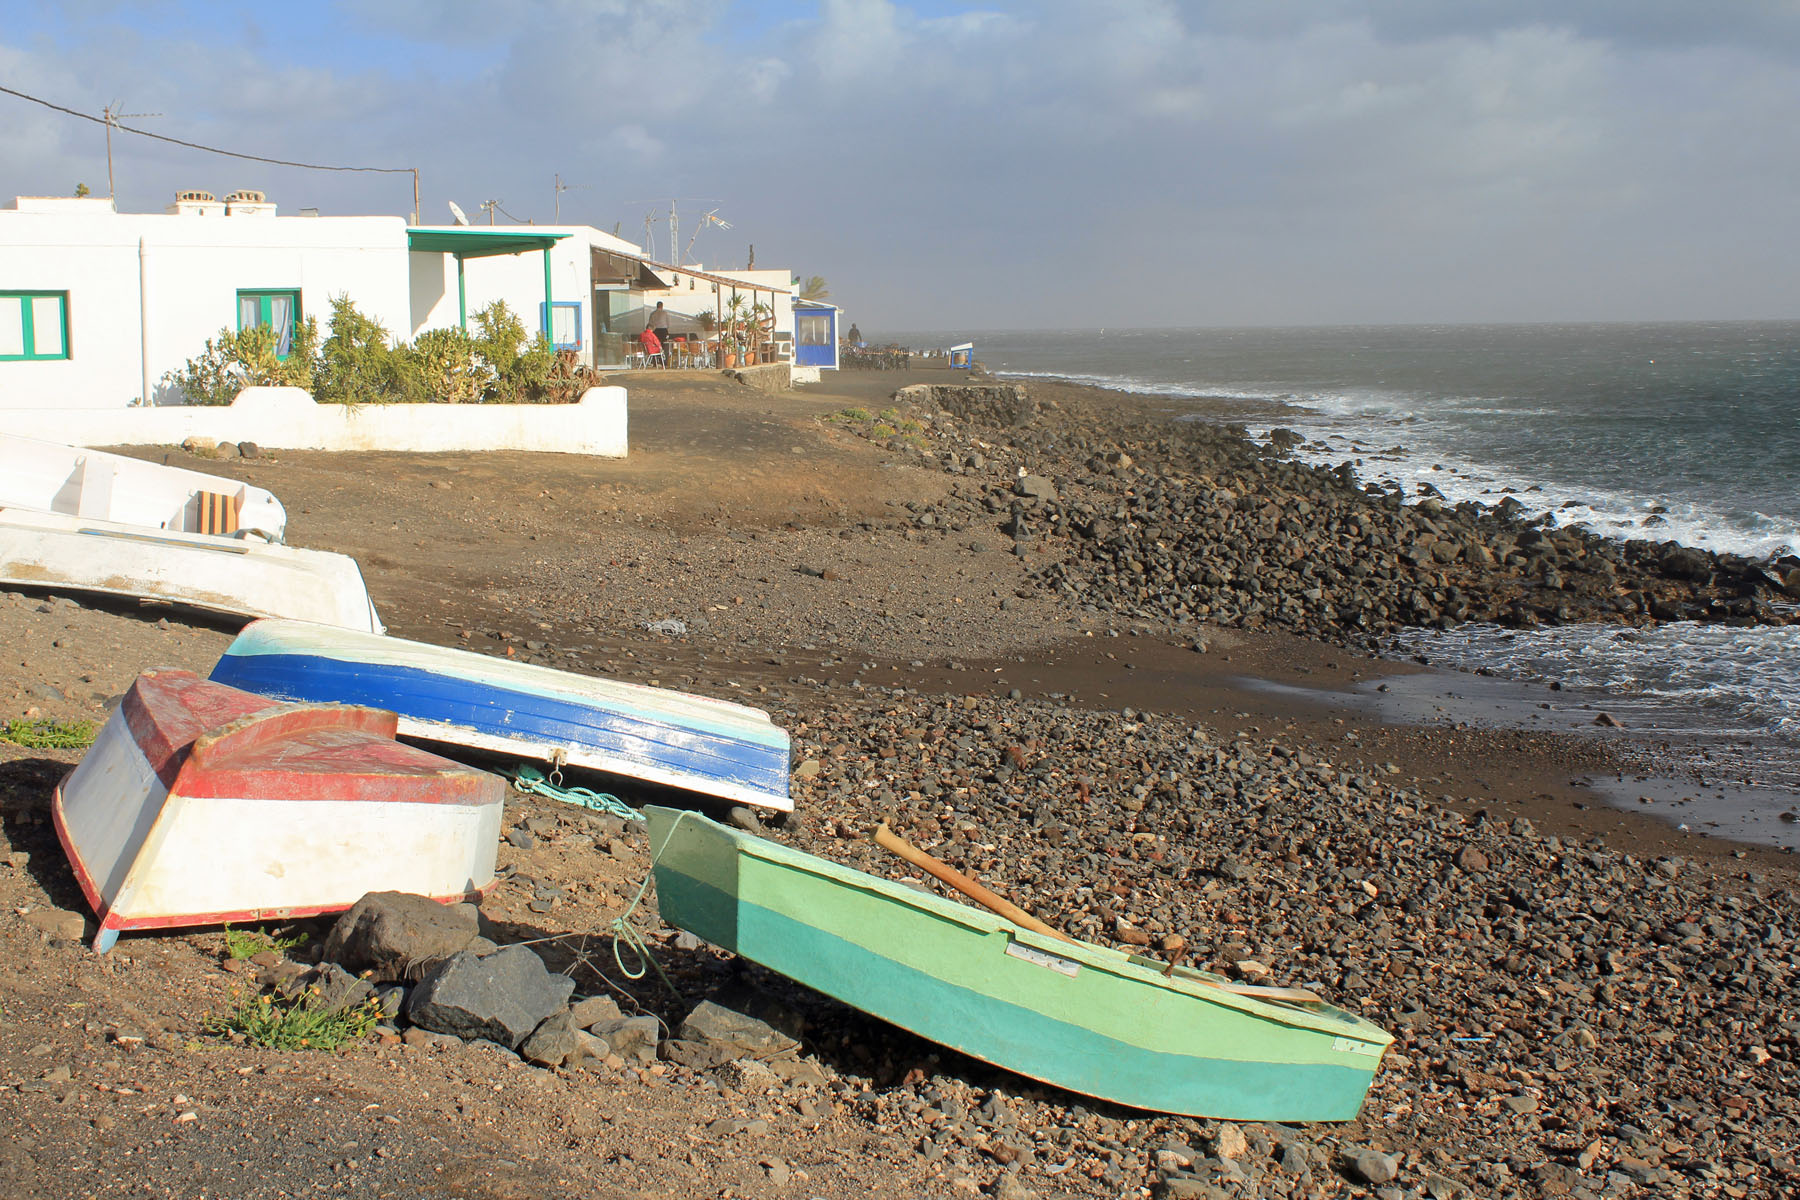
[168,189,226,216]
[224,188,276,217]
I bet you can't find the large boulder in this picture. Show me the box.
[321,892,482,983]
[404,946,575,1049]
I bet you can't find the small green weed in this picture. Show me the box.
[0,718,97,750]
[206,986,381,1051]
[830,406,871,422]
[871,423,897,438]
[222,924,307,961]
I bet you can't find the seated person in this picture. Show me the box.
[639,328,663,361]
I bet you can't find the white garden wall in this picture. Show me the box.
[0,386,629,457]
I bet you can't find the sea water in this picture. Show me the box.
[894,323,1800,841]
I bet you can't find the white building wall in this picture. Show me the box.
[408,225,651,367]
[0,197,409,410]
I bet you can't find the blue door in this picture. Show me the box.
[794,309,836,367]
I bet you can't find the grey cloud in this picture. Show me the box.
[2,2,1798,327]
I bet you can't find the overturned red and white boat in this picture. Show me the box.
[53,670,505,953]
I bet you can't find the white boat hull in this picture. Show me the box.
[53,670,503,952]
[0,434,286,542]
[211,619,793,811]
[0,509,383,633]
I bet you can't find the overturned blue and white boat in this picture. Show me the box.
[208,619,791,812]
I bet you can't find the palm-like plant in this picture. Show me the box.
[798,275,830,301]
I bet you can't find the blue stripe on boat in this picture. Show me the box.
[210,650,789,800]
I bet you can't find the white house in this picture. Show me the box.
[1,191,815,411]
[1,193,411,409]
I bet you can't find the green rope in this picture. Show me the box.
[609,866,683,1000]
[509,764,640,822]
[607,808,715,1002]
[507,767,693,1000]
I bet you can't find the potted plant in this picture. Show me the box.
[748,300,773,365]
[721,296,751,367]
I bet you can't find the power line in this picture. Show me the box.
[0,82,417,220]
[0,82,415,176]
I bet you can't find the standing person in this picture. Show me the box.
[847,322,863,346]
[648,302,670,345]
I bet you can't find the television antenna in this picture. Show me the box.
[102,101,161,198]
[682,209,732,265]
[552,173,588,223]
[447,200,470,225]
[624,197,723,264]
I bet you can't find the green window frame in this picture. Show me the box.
[0,291,70,361]
[236,289,302,359]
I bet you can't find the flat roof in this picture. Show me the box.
[407,227,570,257]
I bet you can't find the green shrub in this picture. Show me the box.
[315,295,408,406]
[0,718,96,749]
[408,326,488,404]
[206,985,381,1051]
[469,301,565,402]
[166,295,588,406]
[161,320,318,405]
[221,924,306,961]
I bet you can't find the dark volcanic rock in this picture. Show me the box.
[678,999,799,1060]
[321,892,482,983]
[404,946,575,1049]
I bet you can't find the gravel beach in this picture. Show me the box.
[0,364,1794,1199]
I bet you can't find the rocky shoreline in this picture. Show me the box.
[873,380,1797,643]
[0,368,1795,1199]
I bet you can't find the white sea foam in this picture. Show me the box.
[1236,403,1800,562]
[1392,621,1800,736]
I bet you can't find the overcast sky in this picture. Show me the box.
[5,1,1800,331]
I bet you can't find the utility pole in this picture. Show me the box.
[102,103,161,199]
[481,200,501,225]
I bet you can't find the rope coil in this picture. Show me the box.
[509,764,641,822]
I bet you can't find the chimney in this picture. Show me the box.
[167,189,224,216]
[224,189,276,217]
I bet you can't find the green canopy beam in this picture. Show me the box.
[408,227,570,333]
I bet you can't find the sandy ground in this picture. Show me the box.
[0,364,1793,1199]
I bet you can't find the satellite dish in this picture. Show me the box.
[448,200,470,226]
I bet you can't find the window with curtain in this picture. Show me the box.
[236,289,301,358]
[0,291,70,360]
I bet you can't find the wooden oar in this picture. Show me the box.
[872,824,1322,1005]
[874,823,1074,943]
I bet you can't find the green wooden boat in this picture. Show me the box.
[646,807,1393,1121]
